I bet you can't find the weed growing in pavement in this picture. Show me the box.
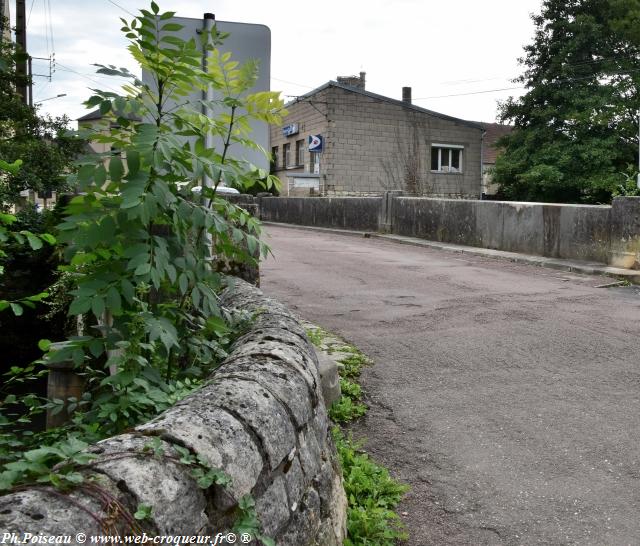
[339,352,372,379]
[306,324,408,545]
[305,326,330,348]
[333,428,409,546]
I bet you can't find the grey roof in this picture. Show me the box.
[288,81,484,130]
[77,108,142,122]
[76,108,103,122]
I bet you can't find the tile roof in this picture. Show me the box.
[288,81,485,130]
[476,122,513,164]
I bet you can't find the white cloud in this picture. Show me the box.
[13,0,543,123]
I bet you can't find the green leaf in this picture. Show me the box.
[109,157,125,182]
[38,339,52,352]
[178,273,188,295]
[25,232,43,250]
[150,1,159,14]
[126,150,140,176]
[91,296,105,318]
[121,279,135,303]
[40,233,56,245]
[94,164,107,186]
[69,298,91,316]
[10,303,23,316]
[72,348,85,366]
[106,286,122,315]
[88,338,105,358]
[161,23,183,31]
[134,263,151,276]
[134,502,153,520]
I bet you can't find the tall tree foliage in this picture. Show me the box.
[0,26,83,207]
[493,0,640,203]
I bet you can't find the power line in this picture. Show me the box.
[26,0,37,26]
[56,62,122,93]
[414,86,524,100]
[412,66,640,101]
[46,0,54,52]
[272,76,314,89]
[104,0,136,17]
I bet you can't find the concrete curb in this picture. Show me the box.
[263,222,640,283]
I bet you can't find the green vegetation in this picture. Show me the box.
[334,430,409,546]
[0,4,282,540]
[306,325,409,545]
[493,0,640,204]
[0,24,83,207]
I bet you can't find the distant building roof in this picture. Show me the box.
[77,108,142,123]
[77,108,103,122]
[475,122,513,164]
[289,81,484,131]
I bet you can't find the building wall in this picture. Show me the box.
[271,85,482,198]
[269,89,330,196]
[78,119,112,155]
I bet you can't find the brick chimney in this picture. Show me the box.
[402,86,412,104]
[337,71,366,90]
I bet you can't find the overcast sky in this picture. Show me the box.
[12,0,543,125]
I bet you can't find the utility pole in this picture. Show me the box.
[637,110,640,189]
[0,0,6,41]
[15,0,29,105]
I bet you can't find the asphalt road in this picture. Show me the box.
[260,225,640,546]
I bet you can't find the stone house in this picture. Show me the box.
[270,74,484,197]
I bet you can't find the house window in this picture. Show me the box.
[431,144,463,173]
[271,146,278,171]
[283,143,291,168]
[310,152,320,174]
[296,139,305,166]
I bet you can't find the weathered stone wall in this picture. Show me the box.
[250,194,640,268]
[0,280,346,545]
[391,197,612,263]
[259,196,381,232]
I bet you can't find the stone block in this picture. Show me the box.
[275,488,321,546]
[215,355,314,428]
[206,378,296,470]
[298,427,322,480]
[609,196,640,268]
[315,350,341,407]
[91,434,208,534]
[255,476,290,536]
[224,339,320,403]
[0,489,105,537]
[136,403,263,501]
[284,457,305,511]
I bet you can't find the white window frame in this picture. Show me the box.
[283,143,291,168]
[431,143,464,173]
[310,151,320,174]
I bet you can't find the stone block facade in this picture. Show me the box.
[270,82,483,198]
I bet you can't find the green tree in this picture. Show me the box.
[0,21,83,207]
[493,0,640,203]
[47,3,282,432]
[0,1,283,494]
